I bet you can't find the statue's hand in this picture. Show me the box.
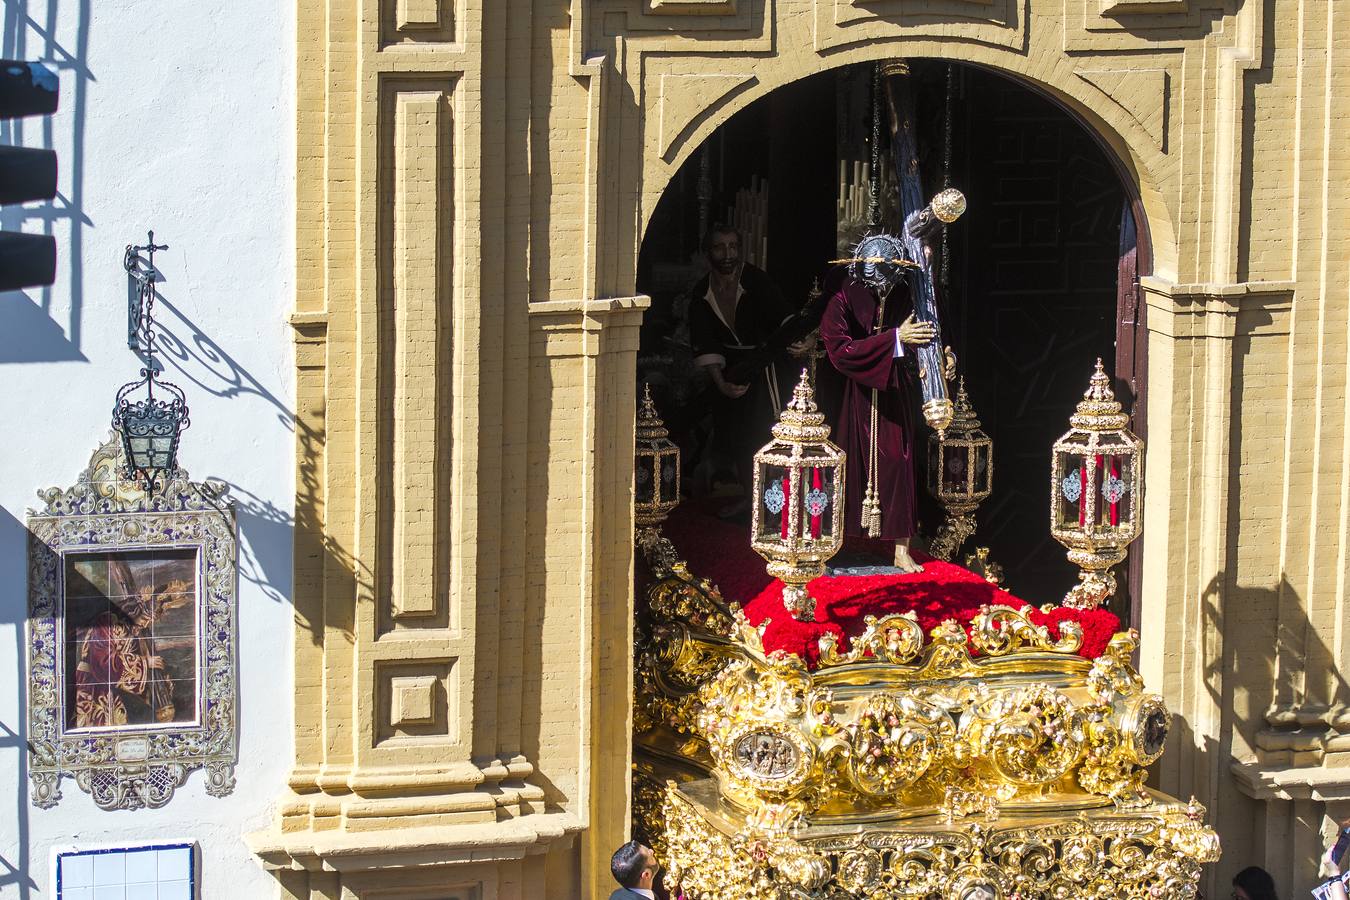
[898,314,937,347]
[943,346,957,382]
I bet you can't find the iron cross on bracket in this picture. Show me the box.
[124,230,169,351]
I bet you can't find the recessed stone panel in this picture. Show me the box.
[377,80,458,635]
[380,0,454,45]
[376,660,458,745]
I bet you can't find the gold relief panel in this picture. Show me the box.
[377,78,458,636]
[379,0,456,47]
[375,660,459,746]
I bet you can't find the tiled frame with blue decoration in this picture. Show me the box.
[55,842,196,899]
[26,435,238,811]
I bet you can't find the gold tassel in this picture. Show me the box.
[862,485,882,538]
[860,298,888,540]
[863,384,883,538]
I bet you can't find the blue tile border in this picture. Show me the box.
[56,842,196,899]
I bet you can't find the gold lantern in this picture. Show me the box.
[751,370,846,622]
[1050,360,1143,609]
[635,384,681,533]
[926,378,992,561]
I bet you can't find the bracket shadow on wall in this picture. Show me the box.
[25,434,238,811]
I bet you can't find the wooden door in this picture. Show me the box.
[944,66,1135,612]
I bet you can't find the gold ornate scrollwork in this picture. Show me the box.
[967,685,1086,787]
[847,692,948,796]
[665,781,1219,900]
[970,604,1083,656]
[644,564,738,637]
[635,522,1216,896]
[1087,630,1146,701]
[817,612,925,666]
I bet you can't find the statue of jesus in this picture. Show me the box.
[820,232,940,574]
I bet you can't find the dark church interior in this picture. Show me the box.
[634,60,1138,615]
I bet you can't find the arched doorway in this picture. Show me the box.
[634,60,1148,616]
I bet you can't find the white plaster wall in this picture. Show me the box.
[0,0,294,897]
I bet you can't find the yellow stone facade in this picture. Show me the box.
[244,0,1349,896]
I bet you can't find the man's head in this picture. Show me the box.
[703,224,742,276]
[1231,866,1278,900]
[610,840,658,890]
[851,232,909,293]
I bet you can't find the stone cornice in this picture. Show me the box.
[247,811,583,872]
[1231,758,1350,803]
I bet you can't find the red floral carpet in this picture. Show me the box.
[663,503,1119,667]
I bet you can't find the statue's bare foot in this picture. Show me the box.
[893,542,924,574]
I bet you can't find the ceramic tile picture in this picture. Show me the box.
[27,436,237,811]
[63,549,200,731]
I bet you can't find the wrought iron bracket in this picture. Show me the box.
[124,230,168,352]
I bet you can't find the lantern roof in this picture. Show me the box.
[770,370,832,443]
[636,383,671,443]
[946,377,983,435]
[1069,358,1130,431]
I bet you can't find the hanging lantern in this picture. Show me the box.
[1050,360,1143,609]
[926,378,992,561]
[634,383,681,532]
[113,366,190,490]
[750,370,846,622]
[112,231,190,493]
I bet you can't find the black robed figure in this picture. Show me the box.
[689,223,809,514]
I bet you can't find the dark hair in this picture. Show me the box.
[702,222,742,254]
[1234,866,1279,900]
[610,840,647,888]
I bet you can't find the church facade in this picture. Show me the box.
[2,0,1347,897]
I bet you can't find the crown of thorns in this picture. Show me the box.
[828,256,920,267]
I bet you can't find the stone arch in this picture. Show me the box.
[635,41,1177,281]
[629,43,1163,612]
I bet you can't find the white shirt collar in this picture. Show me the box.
[704,272,747,337]
[629,890,655,899]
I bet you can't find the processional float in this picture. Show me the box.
[628,60,1217,898]
[632,367,1219,899]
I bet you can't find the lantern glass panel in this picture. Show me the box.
[635,456,656,505]
[757,463,792,543]
[128,436,152,464]
[974,443,991,495]
[1055,450,1088,531]
[941,445,970,495]
[795,464,837,541]
[659,450,679,496]
[1093,453,1134,529]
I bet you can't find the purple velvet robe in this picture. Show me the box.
[821,278,918,541]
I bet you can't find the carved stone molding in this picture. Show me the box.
[649,0,737,14]
[26,434,238,810]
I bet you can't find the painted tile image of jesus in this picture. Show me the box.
[64,551,198,730]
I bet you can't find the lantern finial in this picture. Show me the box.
[771,370,832,444]
[639,382,658,421]
[1070,359,1129,430]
